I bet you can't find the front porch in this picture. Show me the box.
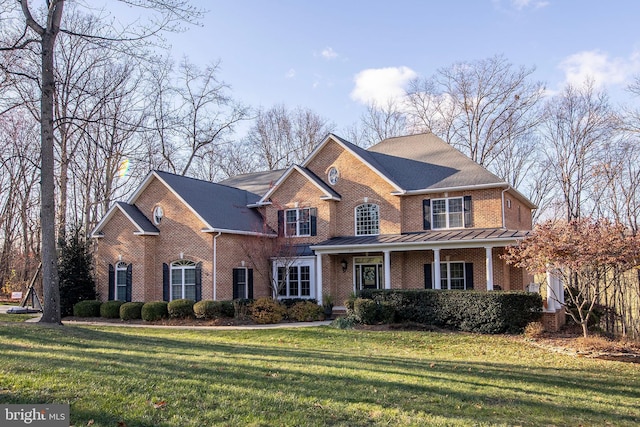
[310,228,533,310]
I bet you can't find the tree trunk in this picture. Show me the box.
[39,30,62,325]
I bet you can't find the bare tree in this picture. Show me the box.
[0,0,203,324]
[540,80,618,221]
[346,99,409,148]
[246,104,335,170]
[406,55,545,172]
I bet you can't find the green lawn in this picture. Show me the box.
[0,313,39,322]
[0,324,638,426]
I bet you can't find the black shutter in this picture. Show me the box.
[232,268,241,299]
[277,210,284,237]
[125,264,132,302]
[163,263,170,301]
[463,196,473,228]
[248,269,254,299]
[424,263,432,289]
[108,264,115,301]
[465,263,474,290]
[195,262,202,302]
[423,200,431,230]
[310,208,317,236]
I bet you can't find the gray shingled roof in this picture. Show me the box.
[154,171,271,234]
[365,133,505,191]
[218,169,285,196]
[116,202,159,234]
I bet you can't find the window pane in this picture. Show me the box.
[300,266,310,296]
[278,267,287,296]
[356,203,379,235]
[289,267,299,296]
[450,263,465,290]
[184,284,196,301]
[432,200,447,229]
[171,269,181,285]
[184,268,196,285]
[449,199,463,227]
[298,209,310,235]
[286,210,298,236]
[116,285,127,301]
[172,284,182,300]
[440,263,448,289]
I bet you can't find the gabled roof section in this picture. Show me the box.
[129,170,272,235]
[218,169,285,197]
[91,202,159,237]
[303,134,405,192]
[256,164,341,206]
[366,133,505,192]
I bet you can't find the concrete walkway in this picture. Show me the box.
[1,305,333,329]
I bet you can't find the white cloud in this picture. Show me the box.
[511,0,549,10]
[350,66,418,105]
[558,50,640,88]
[285,68,296,79]
[321,47,338,60]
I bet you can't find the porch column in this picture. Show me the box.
[485,246,494,291]
[545,270,561,312]
[383,250,391,289]
[433,248,441,289]
[316,253,323,305]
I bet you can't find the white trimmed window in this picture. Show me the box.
[285,208,311,237]
[115,261,128,301]
[440,262,466,290]
[274,259,314,298]
[432,197,463,229]
[355,203,380,236]
[171,260,196,300]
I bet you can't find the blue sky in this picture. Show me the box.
[161,0,640,132]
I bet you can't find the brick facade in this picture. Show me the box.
[94,134,535,308]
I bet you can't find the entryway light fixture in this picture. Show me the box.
[341,259,348,272]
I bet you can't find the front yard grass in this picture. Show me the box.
[0,324,638,426]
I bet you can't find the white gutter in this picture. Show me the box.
[501,188,508,229]
[202,228,276,237]
[213,231,221,300]
[391,182,508,196]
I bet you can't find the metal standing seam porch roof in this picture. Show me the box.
[310,228,531,253]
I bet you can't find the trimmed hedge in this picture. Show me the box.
[192,300,234,319]
[73,300,102,317]
[120,302,144,320]
[358,289,542,334]
[141,301,168,321]
[167,299,195,318]
[288,301,324,322]
[353,298,395,325]
[100,300,124,319]
[280,298,318,308]
[250,297,287,324]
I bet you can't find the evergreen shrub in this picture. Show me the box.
[288,301,324,322]
[100,300,124,318]
[193,300,225,319]
[120,302,144,320]
[73,300,102,317]
[250,297,287,324]
[142,301,168,321]
[359,290,542,333]
[167,299,195,318]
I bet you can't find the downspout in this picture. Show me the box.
[213,231,222,300]
[501,188,509,229]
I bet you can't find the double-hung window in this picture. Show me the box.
[115,262,128,301]
[275,262,313,298]
[171,260,196,300]
[432,197,463,229]
[285,208,311,237]
[440,262,466,290]
[355,203,380,235]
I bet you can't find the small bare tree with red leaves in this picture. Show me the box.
[504,218,640,337]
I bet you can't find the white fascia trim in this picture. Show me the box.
[133,231,160,236]
[257,164,341,204]
[311,237,523,254]
[91,203,149,238]
[302,134,404,193]
[202,228,277,237]
[247,201,272,208]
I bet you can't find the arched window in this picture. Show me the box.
[355,203,380,236]
[170,260,196,300]
[115,261,128,301]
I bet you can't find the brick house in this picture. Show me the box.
[91,133,564,326]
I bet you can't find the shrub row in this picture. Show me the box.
[355,290,543,334]
[71,298,325,324]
